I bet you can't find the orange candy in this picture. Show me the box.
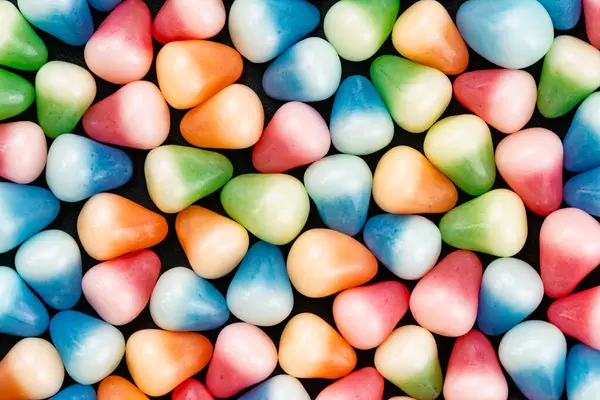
[97,376,149,400]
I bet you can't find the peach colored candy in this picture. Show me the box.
[153,0,226,44]
[0,121,46,184]
[77,193,169,261]
[180,84,264,149]
[316,367,385,400]
[287,228,378,298]
[98,376,149,400]
[172,379,214,400]
[156,40,243,109]
[279,313,357,379]
[373,146,458,214]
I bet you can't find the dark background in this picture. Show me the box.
[0,0,591,399]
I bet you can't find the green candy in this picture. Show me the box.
[0,1,47,71]
[0,68,34,120]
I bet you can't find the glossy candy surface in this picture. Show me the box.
[172,379,213,400]
[0,68,34,121]
[538,0,582,30]
[585,0,600,49]
[49,385,96,400]
[153,0,226,44]
[564,166,600,216]
[0,1,48,70]
[564,93,600,172]
[566,344,600,400]
[316,367,384,400]
[0,121,47,184]
[239,375,310,400]
[97,376,148,400]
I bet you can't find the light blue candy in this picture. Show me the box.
[564,93,600,172]
[87,0,122,12]
[49,384,96,400]
[564,166,600,216]
[239,375,310,400]
[456,0,554,69]
[537,0,581,30]
[567,344,600,400]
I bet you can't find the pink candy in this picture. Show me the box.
[153,0,226,44]
[585,0,600,49]
[316,367,384,400]
[172,379,214,400]
[0,121,46,184]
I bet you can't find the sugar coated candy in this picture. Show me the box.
[0,1,47,70]
[153,0,226,44]
[88,0,122,12]
[566,344,600,400]
[172,379,213,400]
[537,0,582,30]
[97,376,148,400]
[49,385,96,400]
[0,121,47,184]
[316,367,384,400]
[564,166,600,216]
[564,93,600,172]
[0,68,34,121]
[239,375,310,400]
[585,0,600,49]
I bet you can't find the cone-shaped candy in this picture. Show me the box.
[180,84,264,149]
[538,0,582,30]
[444,330,508,400]
[279,313,356,379]
[538,36,600,118]
[287,229,378,298]
[227,241,293,327]
[392,0,468,75]
[150,267,229,331]
[126,330,213,397]
[36,61,96,139]
[565,166,600,216]
[375,325,443,400]
[304,155,372,236]
[49,384,95,400]
[172,379,213,400]
[439,189,527,257]
[153,0,225,44]
[477,258,544,336]
[220,174,309,245]
[372,146,458,214]
[548,286,600,349]
[333,281,409,350]
[97,376,147,400]
[263,38,341,102]
[82,250,161,325]
[239,375,310,400]
[0,121,46,184]
[145,145,233,214]
[585,0,600,49]
[564,93,600,172]
[206,323,277,398]
[0,2,48,70]
[363,214,441,280]
[156,40,243,109]
[0,338,64,400]
[77,193,168,260]
[499,321,566,400]
[316,367,384,400]
[456,0,553,69]
[0,68,34,121]
[84,0,152,84]
[370,55,452,133]
[566,344,600,400]
[50,311,125,384]
[496,128,563,216]
[89,0,122,11]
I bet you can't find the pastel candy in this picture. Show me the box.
[49,385,96,400]
[374,325,443,400]
[153,0,225,44]
[220,173,309,245]
[0,121,47,184]
[564,166,600,216]
[330,75,394,155]
[50,311,125,385]
[0,2,47,70]
[172,379,213,400]
[82,250,161,326]
[585,0,600,49]
[538,0,582,30]
[0,68,34,121]
[566,344,600,400]
[495,128,563,216]
[36,61,96,139]
[456,0,553,69]
[145,145,233,213]
[279,313,356,379]
[439,189,528,257]
[88,0,122,11]
[77,193,168,260]
[206,322,277,398]
[262,38,342,102]
[97,376,147,400]
[46,134,133,203]
[239,375,310,400]
[83,81,170,150]
[303,154,372,236]
[564,93,600,172]
[226,241,293,327]
[370,55,452,133]
[316,367,384,400]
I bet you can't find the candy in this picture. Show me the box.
[540,208,600,298]
[35,61,96,139]
[537,36,600,118]
[456,0,553,69]
[49,385,96,400]
[372,146,458,214]
[252,102,330,173]
[156,40,243,110]
[370,55,452,133]
[564,93,600,172]
[226,241,293,326]
[316,367,384,400]
[477,258,544,336]
[0,338,64,400]
[585,0,600,49]
[333,281,409,350]
[324,0,399,62]
[392,0,468,75]
[499,321,566,400]
[443,330,508,400]
[566,344,600,400]
[538,0,582,30]
[97,376,147,400]
[180,84,264,149]
[0,68,34,121]
[220,174,309,245]
[239,375,310,400]
[0,2,47,70]
[287,229,378,298]
[126,330,213,397]
[374,325,443,400]
[262,38,341,102]
[172,379,213,400]
[564,166,600,216]
[439,189,528,257]
[83,81,170,150]
[0,121,47,184]
[279,313,356,379]
[206,323,277,397]
[82,250,161,325]
[228,0,320,63]
[153,0,225,44]
[176,206,249,279]
[330,75,394,155]
[363,214,441,280]
[149,267,229,331]
[88,0,122,12]
[46,134,133,203]
[303,154,372,236]
[84,0,152,85]
[50,311,125,384]
[495,128,563,216]
[77,193,168,260]
[145,145,233,213]
[424,115,495,196]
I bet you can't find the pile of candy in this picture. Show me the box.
[2,0,600,399]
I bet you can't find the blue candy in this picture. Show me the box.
[564,166,600,216]
[239,375,310,400]
[49,384,96,400]
[564,93,600,173]
[567,344,600,400]
[537,0,582,30]
[87,0,122,12]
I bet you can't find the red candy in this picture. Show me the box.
[153,0,226,44]
[172,379,214,400]
[315,367,384,400]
